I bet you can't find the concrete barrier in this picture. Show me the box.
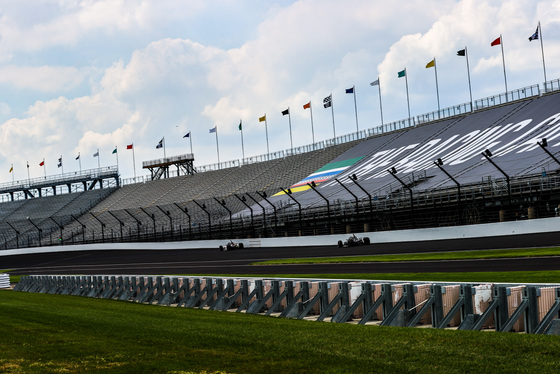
[12,274,560,335]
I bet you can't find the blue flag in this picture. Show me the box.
[529,27,539,41]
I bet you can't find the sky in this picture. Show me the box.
[0,0,559,184]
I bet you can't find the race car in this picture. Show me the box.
[219,240,245,251]
[337,234,370,248]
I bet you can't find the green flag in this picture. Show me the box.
[398,69,406,78]
[112,147,117,154]
[239,120,242,131]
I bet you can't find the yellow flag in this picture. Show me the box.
[259,115,266,122]
[426,58,435,68]
[9,166,13,173]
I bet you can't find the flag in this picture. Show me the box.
[9,166,13,173]
[39,160,44,167]
[57,162,62,168]
[112,147,117,154]
[398,69,406,78]
[457,49,466,56]
[75,154,80,160]
[303,102,311,110]
[238,120,242,131]
[281,108,289,116]
[259,115,266,122]
[323,94,332,108]
[209,126,216,133]
[156,138,163,149]
[370,79,379,86]
[491,36,501,46]
[426,59,435,68]
[345,87,354,94]
[127,144,133,150]
[58,157,62,163]
[93,151,99,157]
[529,27,539,41]
[183,132,190,138]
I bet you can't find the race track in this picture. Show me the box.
[3,231,560,276]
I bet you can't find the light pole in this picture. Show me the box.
[156,205,173,239]
[27,217,42,246]
[124,208,142,241]
[280,187,302,235]
[193,200,211,237]
[537,138,560,167]
[307,181,331,234]
[348,174,373,216]
[335,178,359,213]
[256,190,277,235]
[214,197,233,238]
[139,207,156,240]
[388,167,415,228]
[173,203,192,240]
[89,212,106,243]
[434,158,462,224]
[481,149,511,205]
[234,194,254,236]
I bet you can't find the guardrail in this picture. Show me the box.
[13,275,560,335]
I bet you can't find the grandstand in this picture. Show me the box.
[2,79,560,249]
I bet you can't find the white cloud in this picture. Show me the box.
[0,65,90,92]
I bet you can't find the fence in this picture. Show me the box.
[13,275,560,335]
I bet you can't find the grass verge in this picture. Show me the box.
[222,271,560,284]
[253,247,560,265]
[2,290,560,373]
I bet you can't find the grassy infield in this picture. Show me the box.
[2,248,560,373]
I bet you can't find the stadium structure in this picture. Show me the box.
[1,79,560,249]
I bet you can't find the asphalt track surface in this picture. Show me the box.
[2,231,560,276]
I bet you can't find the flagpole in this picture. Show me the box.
[465,47,473,111]
[307,102,315,147]
[43,158,46,179]
[264,115,270,156]
[115,147,119,172]
[163,137,167,159]
[372,77,384,132]
[499,34,508,99]
[11,164,14,183]
[352,86,359,133]
[78,152,81,173]
[404,68,411,126]
[189,133,193,155]
[288,108,293,151]
[240,120,245,161]
[330,94,336,139]
[27,161,30,185]
[132,145,136,181]
[60,155,64,175]
[97,149,100,168]
[215,127,220,164]
[433,58,441,115]
[538,21,547,85]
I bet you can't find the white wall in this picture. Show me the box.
[2,216,559,257]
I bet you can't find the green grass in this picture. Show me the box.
[231,271,560,284]
[253,247,560,265]
[2,290,560,374]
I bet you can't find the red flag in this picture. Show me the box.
[39,160,44,166]
[127,144,133,150]
[303,102,311,110]
[491,36,501,46]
